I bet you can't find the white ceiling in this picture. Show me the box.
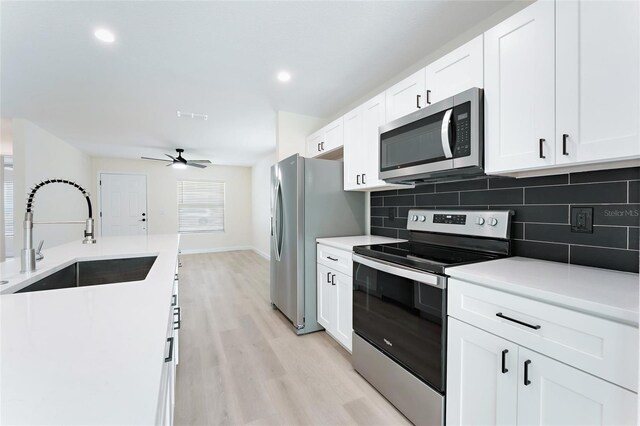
[1,1,513,166]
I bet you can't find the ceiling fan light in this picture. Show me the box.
[172,162,187,170]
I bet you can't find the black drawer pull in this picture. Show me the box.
[562,133,569,156]
[496,312,541,330]
[331,274,336,285]
[326,272,331,282]
[356,174,361,185]
[362,174,366,185]
[171,294,177,307]
[165,337,174,362]
[539,138,546,159]
[174,307,181,330]
[327,256,338,261]
[426,89,431,105]
[501,349,508,374]
[524,360,531,386]
[416,94,421,109]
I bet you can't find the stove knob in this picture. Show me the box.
[412,215,419,222]
[418,215,426,222]
[488,217,498,226]
[476,217,485,225]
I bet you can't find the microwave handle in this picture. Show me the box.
[441,108,453,159]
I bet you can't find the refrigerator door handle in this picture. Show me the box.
[272,178,282,261]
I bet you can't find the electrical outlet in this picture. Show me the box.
[571,207,593,233]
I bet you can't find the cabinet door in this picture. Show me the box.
[517,348,638,425]
[316,264,335,332]
[343,106,364,190]
[446,318,518,426]
[484,0,556,173]
[334,270,353,352]
[323,117,344,152]
[361,93,387,188]
[425,35,484,104]
[385,69,426,122]
[556,0,640,164]
[306,130,323,158]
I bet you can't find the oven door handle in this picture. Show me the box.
[352,254,446,289]
[441,108,453,159]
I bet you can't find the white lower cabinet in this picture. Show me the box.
[447,285,638,426]
[317,244,353,352]
[447,318,518,425]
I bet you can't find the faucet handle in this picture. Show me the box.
[36,240,44,261]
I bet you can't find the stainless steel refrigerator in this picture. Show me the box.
[270,154,365,335]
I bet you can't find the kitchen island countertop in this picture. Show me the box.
[0,234,180,425]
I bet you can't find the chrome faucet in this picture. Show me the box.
[21,179,96,273]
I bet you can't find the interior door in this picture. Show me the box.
[100,173,147,237]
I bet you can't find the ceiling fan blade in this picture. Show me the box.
[141,157,172,162]
[165,154,177,161]
[189,160,212,163]
[186,162,207,169]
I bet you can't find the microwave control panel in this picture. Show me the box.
[453,102,471,158]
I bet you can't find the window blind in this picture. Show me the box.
[177,180,225,233]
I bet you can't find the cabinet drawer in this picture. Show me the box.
[317,244,352,276]
[448,279,638,392]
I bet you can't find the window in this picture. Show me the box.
[177,180,225,233]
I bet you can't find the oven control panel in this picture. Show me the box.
[408,209,513,239]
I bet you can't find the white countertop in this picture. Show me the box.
[0,234,180,425]
[446,257,639,326]
[316,235,406,251]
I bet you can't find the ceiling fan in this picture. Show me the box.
[141,149,211,169]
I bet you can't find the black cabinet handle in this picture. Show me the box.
[331,274,336,285]
[171,294,177,307]
[562,134,569,156]
[362,174,366,185]
[496,312,541,330]
[524,360,531,385]
[501,349,509,374]
[174,307,181,330]
[141,218,146,222]
[165,337,174,362]
[426,89,431,105]
[416,94,421,109]
[356,174,361,185]
[539,138,546,159]
[142,213,146,216]
[327,256,338,261]
[327,272,331,282]
[175,274,178,281]
[317,143,321,152]
[321,142,325,151]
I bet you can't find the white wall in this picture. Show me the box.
[251,151,276,259]
[12,119,93,250]
[276,111,325,161]
[91,157,252,253]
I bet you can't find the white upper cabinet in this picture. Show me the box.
[323,117,344,153]
[555,0,640,165]
[343,106,364,190]
[385,69,426,122]
[425,35,484,104]
[361,94,387,187]
[484,0,556,174]
[306,129,324,158]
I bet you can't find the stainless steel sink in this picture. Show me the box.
[15,256,157,293]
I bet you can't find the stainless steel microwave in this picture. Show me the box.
[379,87,483,184]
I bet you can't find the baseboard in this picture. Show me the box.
[252,248,270,260]
[179,246,253,255]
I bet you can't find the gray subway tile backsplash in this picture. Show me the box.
[370,166,640,273]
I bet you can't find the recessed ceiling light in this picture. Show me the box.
[277,71,291,82]
[94,28,115,43]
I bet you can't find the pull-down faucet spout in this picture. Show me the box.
[20,179,96,273]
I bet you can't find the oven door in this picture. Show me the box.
[352,254,447,393]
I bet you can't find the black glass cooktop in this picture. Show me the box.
[353,241,504,275]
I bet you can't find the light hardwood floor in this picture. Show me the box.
[174,250,410,426]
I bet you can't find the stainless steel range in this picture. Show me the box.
[351,209,513,425]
